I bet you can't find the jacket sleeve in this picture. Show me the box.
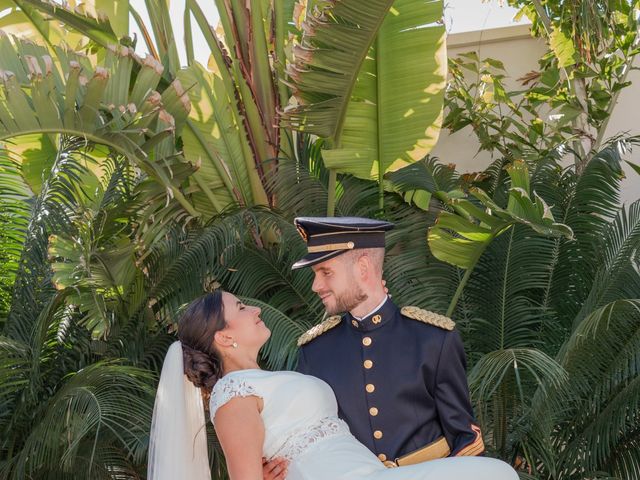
[434,330,485,457]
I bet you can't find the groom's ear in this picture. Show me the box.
[213,330,232,348]
[357,253,371,278]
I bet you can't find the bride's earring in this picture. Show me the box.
[224,334,238,348]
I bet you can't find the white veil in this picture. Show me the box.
[148,341,212,480]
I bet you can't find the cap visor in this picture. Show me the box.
[291,250,347,270]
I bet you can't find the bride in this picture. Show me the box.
[148,291,518,480]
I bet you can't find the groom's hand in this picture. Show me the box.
[262,457,288,480]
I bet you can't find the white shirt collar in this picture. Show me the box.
[352,295,389,321]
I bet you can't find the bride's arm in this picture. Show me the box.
[214,395,265,480]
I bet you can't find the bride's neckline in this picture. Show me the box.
[222,368,263,377]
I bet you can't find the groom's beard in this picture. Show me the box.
[324,285,368,315]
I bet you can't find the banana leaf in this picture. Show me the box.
[283,0,446,182]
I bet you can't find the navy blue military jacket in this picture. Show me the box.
[296,298,483,462]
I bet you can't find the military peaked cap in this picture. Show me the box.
[292,216,394,269]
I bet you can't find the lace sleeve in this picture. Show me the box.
[209,375,262,422]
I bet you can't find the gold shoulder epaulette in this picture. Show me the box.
[401,306,455,331]
[297,315,342,346]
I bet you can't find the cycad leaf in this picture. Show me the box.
[532,299,640,478]
[385,155,459,195]
[14,362,154,478]
[469,347,567,410]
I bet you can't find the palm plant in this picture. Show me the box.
[0,138,164,479]
[2,1,638,479]
[385,136,640,479]
[5,0,446,214]
[0,1,449,476]
[0,147,29,325]
[281,0,446,211]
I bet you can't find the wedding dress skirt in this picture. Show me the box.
[210,369,518,480]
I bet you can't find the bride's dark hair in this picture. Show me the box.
[178,291,227,393]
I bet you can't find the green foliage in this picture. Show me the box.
[388,135,640,479]
[0,147,29,325]
[0,138,169,479]
[282,0,447,191]
[427,160,573,270]
[446,0,640,167]
[436,14,640,471]
[1,1,639,479]
[445,52,572,161]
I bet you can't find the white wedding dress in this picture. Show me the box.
[210,369,518,480]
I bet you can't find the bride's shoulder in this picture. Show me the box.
[212,369,265,393]
[210,370,267,419]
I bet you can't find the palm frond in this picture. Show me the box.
[527,299,640,479]
[383,200,457,313]
[571,199,640,329]
[10,362,154,480]
[266,153,330,218]
[0,147,31,322]
[549,137,639,326]
[468,347,567,457]
[467,226,559,353]
[0,336,30,429]
[5,136,88,343]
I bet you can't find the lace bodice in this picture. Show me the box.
[210,370,350,461]
[210,376,259,418]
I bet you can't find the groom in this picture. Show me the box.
[291,216,484,467]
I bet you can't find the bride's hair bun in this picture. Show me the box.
[177,290,227,391]
[182,343,221,390]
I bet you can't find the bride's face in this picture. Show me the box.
[219,292,271,349]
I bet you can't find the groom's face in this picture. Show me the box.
[311,253,368,315]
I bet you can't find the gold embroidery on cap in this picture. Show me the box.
[296,225,308,242]
[307,241,356,253]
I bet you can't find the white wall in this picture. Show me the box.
[431,25,640,205]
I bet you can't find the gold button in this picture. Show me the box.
[374,430,383,439]
[378,453,387,461]
[369,407,379,416]
[362,337,372,346]
[364,359,373,369]
[351,320,359,327]
[366,383,375,393]
[372,314,382,324]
